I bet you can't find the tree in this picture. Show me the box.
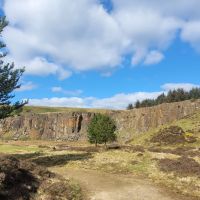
[156,93,166,104]
[87,114,116,147]
[127,103,134,110]
[0,17,27,119]
[189,88,200,99]
[135,100,141,108]
[133,87,200,109]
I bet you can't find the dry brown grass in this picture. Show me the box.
[0,141,200,199]
[158,156,200,177]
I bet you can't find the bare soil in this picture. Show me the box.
[51,167,195,200]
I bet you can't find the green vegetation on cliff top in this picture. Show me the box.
[22,106,114,114]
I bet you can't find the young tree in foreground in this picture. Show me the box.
[0,17,27,119]
[87,114,116,147]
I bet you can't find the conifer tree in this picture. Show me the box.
[0,17,27,119]
[88,114,116,147]
[127,103,134,110]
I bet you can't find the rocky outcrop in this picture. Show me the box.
[0,100,200,142]
[112,100,200,142]
[0,112,94,141]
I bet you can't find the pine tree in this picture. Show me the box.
[127,103,134,110]
[156,93,166,104]
[132,87,200,109]
[135,100,141,108]
[0,17,27,119]
[189,88,200,99]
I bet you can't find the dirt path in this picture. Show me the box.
[50,167,192,200]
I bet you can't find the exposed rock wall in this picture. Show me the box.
[0,100,200,142]
[0,112,94,141]
[112,100,200,142]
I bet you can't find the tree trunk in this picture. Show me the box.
[104,141,107,148]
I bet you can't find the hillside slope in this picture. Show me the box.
[130,110,200,146]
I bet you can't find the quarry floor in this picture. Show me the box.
[51,167,192,200]
[0,141,199,200]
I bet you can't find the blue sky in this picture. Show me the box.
[1,0,200,109]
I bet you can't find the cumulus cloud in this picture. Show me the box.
[5,56,72,80]
[28,91,162,109]
[90,92,162,109]
[161,83,200,91]
[29,97,87,108]
[16,81,37,92]
[2,0,200,79]
[181,21,200,52]
[28,82,200,109]
[3,0,124,76]
[51,87,83,96]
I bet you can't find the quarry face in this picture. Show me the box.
[0,100,200,142]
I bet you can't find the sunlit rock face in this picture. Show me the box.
[0,100,200,142]
[112,100,200,142]
[0,112,94,141]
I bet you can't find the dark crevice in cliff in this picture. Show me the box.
[77,115,83,133]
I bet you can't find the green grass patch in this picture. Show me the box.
[0,144,41,154]
[22,106,114,114]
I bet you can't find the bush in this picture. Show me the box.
[87,114,116,147]
[150,126,186,144]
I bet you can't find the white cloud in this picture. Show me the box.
[28,91,161,109]
[3,0,124,76]
[161,83,200,91]
[52,87,63,93]
[131,48,147,66]
[16,81,37,92]
[28,82,200,109]
[26,57,72,80]
[51,87,83,96]
[144,51,164,65]
[29,97,87,108]
[90,92,162,109]
[181,21,200,52]
[2,0,200,78]
[5,56,72,80]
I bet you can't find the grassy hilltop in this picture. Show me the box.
[22,106,114,114]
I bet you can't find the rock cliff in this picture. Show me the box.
[112,100,200,142]
[0,112,94,141]
[0,100,200,142]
